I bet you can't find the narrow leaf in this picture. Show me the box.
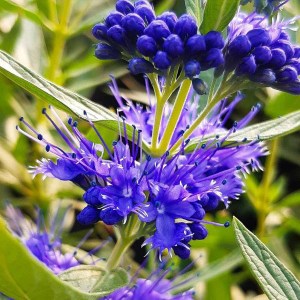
[186,110,300,152]
[200,0,239,33]
[233,217,300,300]
[185,0,203,26]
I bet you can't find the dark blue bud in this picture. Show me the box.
[83,186,102,206]
[156,12,178,32]
[204,31,224,49]
[274,81,300,95]
[185,34,206,56]
[192,78,208,95]
[107,25,126,46]
[135,5,155,24]
[203,48,224,69]
[95,43,121,59]
[163,34,184,58]
[121,13,145,37]
[153,51,171,69]
[144,20,171,44]
[137,35,157,57]
[92,23,108,40]
[294,47,300,59]
[128,57,154,74]
[134,0,152,7]
[192,202,205,220]
[279,31,290,41]
[174,14,197,41]
[288,59,300,74]
[235,54,257,76]
[247,29,270,47]
[276,65,298,83]
[201,192,221,211]
[100,209,123,225]
[250,68,276,84]
[105,11,124,27]
[116,0,134,14]
[267,48,286,69]
[228,35,251,57]
[189,223,208,240]
[77,206,100,225]
[173,244,190,259]
[252,46,272,64]
[272,39,294,60]
[184,60,201,78]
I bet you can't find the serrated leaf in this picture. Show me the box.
[200,0,239,33]
[184,0,203,26]
[0,217,102,300]
[233,217,300,300]
[186,110,300,152]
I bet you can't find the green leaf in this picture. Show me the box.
[233,217,300,300]
[200,0,239,33]
[184,0,203,26]
[58,265,128,295]
[275,191,300,209]
[186,110,300,152]
[0,216,124,300]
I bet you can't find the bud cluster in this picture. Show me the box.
[92,0,224,79]
[225,13,300,94]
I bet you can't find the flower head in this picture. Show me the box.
[225,12,300,94]
[92,0,224,80]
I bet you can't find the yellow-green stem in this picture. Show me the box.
[158,79,191,154]
[257,138,279,238]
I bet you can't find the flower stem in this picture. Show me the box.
[158,79,191,154]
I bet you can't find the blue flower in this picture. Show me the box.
[225,13,300,94]
[92,0,225,79]
[5,205,79,274]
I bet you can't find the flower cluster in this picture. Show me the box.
[92,0,224,79]
[225,12,300,94]
[17,83,267,259]
[5,205,79,274]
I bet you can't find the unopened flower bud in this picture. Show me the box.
[153,51,171,69]
[163,34,184,58]
[134,0,152,7]
[144,20,171,43]
[77,206,100,225]
[121,13,145,37]
[276,65,298,82]
[105,11,124,27]
[246,29,270,47]
[107,25,127,46]
[250,68,276,84]
[289,59,300,74]
[116,0,134,14]
[294,47,300,59]
[228,35,251,57]
[252,46,272,64]
[184,60,201,78]
[203,48,224,69]
[135,5,155,24]
[267,48,286,69]
[174,14,197,41]
[185,34,206,56]
[92,23,108,40]
[189,223,208,240]
[192,78,208,95]
[205,31,224,49]
[137,35,157,57]
[128,58,155,74]
[173,244,190,259]
[95,43,121,59]
[272,39,295,60]
[235,55,257,76]
[201,192,220,211]
[83,186,102,206]
[157,12,178,32]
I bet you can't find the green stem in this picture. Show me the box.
[46,0,73,82]
[257,138,279,238]
[157,79,192,154]
[106,235,135,271]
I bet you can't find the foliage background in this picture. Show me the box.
[0,0,299,299]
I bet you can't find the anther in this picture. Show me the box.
[19,117,24,121]
[42,108,47,114]
[37,134,43,140]
[45,145,50,152]
[224,221,230,228]
[222,179,227,185]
